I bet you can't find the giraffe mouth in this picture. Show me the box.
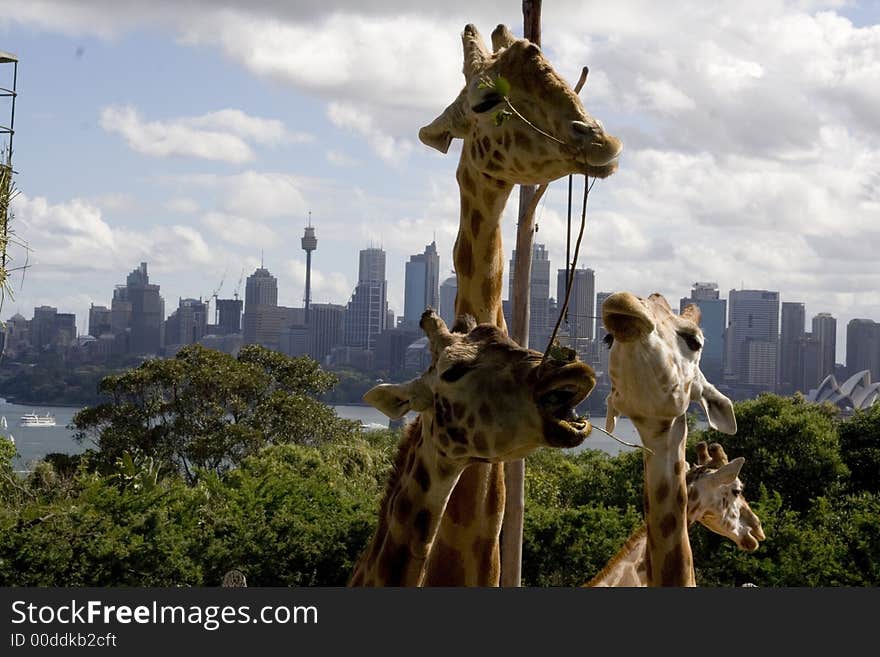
[538,387,593,447]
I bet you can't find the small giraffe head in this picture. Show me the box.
[602,291,736,434]
[420,24,622,184]
[364,309,596,459]
[687,442,765,551]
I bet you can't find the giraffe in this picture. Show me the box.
[419,23,622,585]
[602,291,737,586]
[348,309,595,586]
[586,441,765,586]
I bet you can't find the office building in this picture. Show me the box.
[846,318,880,380]
[779,302,805,395]
[812,312,837,384]
[88,304,112,338]
[403,241,440,328]
[726,289,779,390]
[557,267,595,343]
[439,272,458,329]
[344,247,388,351]
[509,243,551,349]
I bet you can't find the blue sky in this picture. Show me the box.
[1,1,878,362]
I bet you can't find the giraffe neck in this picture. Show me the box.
[587,494,702,587]
[451,157,514,325]
[585,525,648,587]
[422,157,514,586]
[349,418,463,587]
[637,415,695,587]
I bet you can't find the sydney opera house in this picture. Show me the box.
[807,370,880,413]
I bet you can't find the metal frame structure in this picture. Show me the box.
[1,51,18,275]
[0,50,17,165]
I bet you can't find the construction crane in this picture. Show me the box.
[208,269,226,326]
[233,268,245,301]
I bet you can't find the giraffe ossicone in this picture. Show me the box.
[587,441,765,587]
[349,309,596,586]
[602,291,737,586]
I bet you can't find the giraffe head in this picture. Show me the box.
[420,24,622,184]
[365,309,596,459]
[687,442,765,552]
[602,291,736,436]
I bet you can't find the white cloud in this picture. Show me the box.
[99,105,305,163]
[327,102,414,164]
[201,212,278,248]
[282,257,353,307]
[326,150,360,167]
[220,171,310,219]
[10,193,215,275]
[166,197,200,214]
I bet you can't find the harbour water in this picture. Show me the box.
[1,399,642,471]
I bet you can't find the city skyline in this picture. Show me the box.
[1,1,878,370]
[6,243,879,369]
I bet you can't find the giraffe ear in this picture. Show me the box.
[694,372,737,435]
[419,89,470,154]
[708,457,744,486]
[363,380,432,419]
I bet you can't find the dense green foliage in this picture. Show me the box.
[0,361,135,406]
[72,344,360,483]
[0,379,878,586]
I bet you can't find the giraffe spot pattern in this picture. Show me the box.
[655,481,670,504]
[659,512,677,538]
[457,237,474,277]
[414,460,431,492]
[472,431,488,452]
[395,494,413,525]
[660,543,684,586]
[446,425,468,445]
[429,540,465,584]
[471,208,484,239]
[381,541,409,585]
[413,509,432,544]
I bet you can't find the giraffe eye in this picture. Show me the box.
[473,93,505,114]
[677,331,702,352]
[441,362,475,383]
[732,488,742,497]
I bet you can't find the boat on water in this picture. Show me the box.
[0,416,12,445]
[19,412,57,428]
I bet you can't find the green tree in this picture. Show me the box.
[696,394,848,511]
[72,344,359,483]
[838,404,880,494]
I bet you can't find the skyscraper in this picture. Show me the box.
[812,312,837,384]
[726,289,779,390]
[679,282,726,384]
[403,241,440,327]
[509,243,550,349]
[557,268,595,342]
[216,298,243,335]
[344,247,388,351]
[779,302,806,395]
[124,263,163,356]
[439,272,457,329]
[242,266,279,346]
[846,318,880,380]
[165,298,208,347]
[88,304,112,338]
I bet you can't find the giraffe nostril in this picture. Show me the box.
[571,120,598,137]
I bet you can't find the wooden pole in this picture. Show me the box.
[501,0,542,588]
